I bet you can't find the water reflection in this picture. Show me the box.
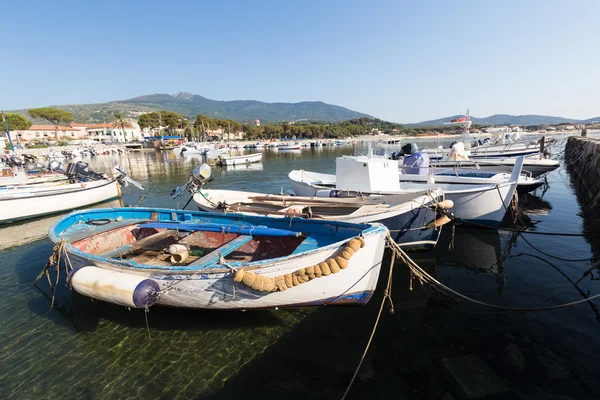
[519,192,553,216]
[0,199,123,250]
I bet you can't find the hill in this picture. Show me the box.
[10,92,372,123]
[407,114,588,127]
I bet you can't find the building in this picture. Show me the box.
[254,119,261,127]
[10,124,84,142]
[85,121,142,142]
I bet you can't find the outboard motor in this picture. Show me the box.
[171,164,213,199]
[49,160,106,181]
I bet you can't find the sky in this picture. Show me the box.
[1,0,599,123]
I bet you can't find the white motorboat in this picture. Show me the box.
[0,167,68,187]
[430,157,559,177]
[0,162,142,224]
[0,179,122,224]
[190,189,450,251]
[278,144,302,150]
[289,155,524,227]
[217,152,263,166]
[172,165,451,251]
[297,165,541,195]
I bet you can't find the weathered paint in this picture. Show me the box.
[51,207,389,309]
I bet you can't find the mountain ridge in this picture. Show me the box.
[17,92,372,123]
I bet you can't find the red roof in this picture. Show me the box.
[86,123,113,129]
[28,125,79,131]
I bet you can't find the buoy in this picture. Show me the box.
[328,258,340,274]
[424,215,452,229]
[284,273,293,287]
[242,272,256,287]
[357,237,365,248]
[314,264,323,277]
[69,266,160,308]
[252,275,266,291]
[320,261,331,276]
[335,256,349,269]
[234,269,245,283]
[437,199,454,209]
[347,239,361,252]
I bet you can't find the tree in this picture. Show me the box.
[138,112,161,131]
[28,107,74,140]
[111,112,133,143]
[1,113,32,131]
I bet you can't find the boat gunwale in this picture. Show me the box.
[49,207,388,275]
[0,179,118,201]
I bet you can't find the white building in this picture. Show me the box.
[85,120,142,142]
[10,124,84,142]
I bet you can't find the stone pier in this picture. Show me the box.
[565,136,600,259]
[565,136,600,206]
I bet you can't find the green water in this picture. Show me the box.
[1,143,600,399]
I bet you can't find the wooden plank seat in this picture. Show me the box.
[101,230,181,258]
[187,235,253,268]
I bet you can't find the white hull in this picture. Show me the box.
[431,158,558,177]
[289,157,523,226]
[278,145,301,150]
[218,152,263,166]
[65,226,388,309]
[0,180,121,223]
[0,170,67,187]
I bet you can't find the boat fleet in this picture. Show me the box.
[3,119,561,315]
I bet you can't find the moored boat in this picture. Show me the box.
[277,144,302,150]
[217,152,262,166]
[0,161,142,224]
[289,155,524,227]
[48,207,389,310]
[190,188,451,251]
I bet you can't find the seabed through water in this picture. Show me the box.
[1,137,600,399]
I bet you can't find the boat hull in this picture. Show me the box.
[431,158,558,177]
[217,152,262,166]
[290,165,522,227]
[50,208,388,310]
[0,180,121,224]
[194,189,445,251]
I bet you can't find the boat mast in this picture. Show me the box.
[1,110,15,151]
[463,109,471,149]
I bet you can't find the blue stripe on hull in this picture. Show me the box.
[288,290,374,307]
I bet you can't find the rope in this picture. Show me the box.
[386,233,600,311]
[2,240,70,355]
[516,230,595,262]
[341,251,395,400]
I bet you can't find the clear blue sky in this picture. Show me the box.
[2,0,599,122]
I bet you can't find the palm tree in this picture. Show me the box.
[111,112,133,143]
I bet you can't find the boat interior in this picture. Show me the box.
[57,209,368,270]
[71,223,311,268]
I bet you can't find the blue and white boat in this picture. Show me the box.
[49,207,388,310]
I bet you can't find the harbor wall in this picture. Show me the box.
[565,136,600,206]
[565,136,600,258]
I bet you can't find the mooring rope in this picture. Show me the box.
[341,248,395,400]
[386,233,600,311]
